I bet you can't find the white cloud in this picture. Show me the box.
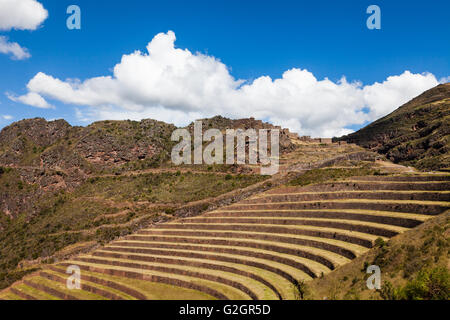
[0,36,30,60]
[10,31,445,137]
[7,91,54,109]
[439,76,450,84]
[2,115,13,120]
[363,71,440,120]
[0,0,48,31]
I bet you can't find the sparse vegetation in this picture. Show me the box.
[304,211,450,300]
[341,84,450,171]
[288,166,380,186]
[0,170,266,289]
[0,107,449,299]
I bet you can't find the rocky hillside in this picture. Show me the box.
[339,83,450,171]
[187,116,297,152]
[0,116,297,220]
[0,118,176,173]
[0,115,301,290]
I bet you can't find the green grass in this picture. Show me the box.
[288,167,380,187]
[109,244,311,291]
[50,265,215,300]
[97,249,293,299]
[76,254,279,300]
[130,232,351,267]
[66,259,251,300]
[78,171,267,204]
[151,227,368,255]
[26,276,107,300]
[381,267,449,300]
[302,212,450,300]
[14,283,59,300]
[116,240,319,281]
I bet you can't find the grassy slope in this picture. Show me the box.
[303,211,449,300]
[0,117,275,290]
[0,171,267,290]
[288,166,381,187]
[283,165,449,300]
[340,83,450,171]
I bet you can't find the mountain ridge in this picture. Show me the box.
[339,83,450,171]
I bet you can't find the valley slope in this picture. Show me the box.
[339,83,450,171]
[0,84,449,300]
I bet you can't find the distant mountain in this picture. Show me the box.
[0,118,176,173]
[340,83,450,171]
[0,116,297,220]
[0,116,297,174]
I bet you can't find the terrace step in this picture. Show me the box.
[9,286,38,300]
[55,262,219,300]
[0,291,24,300]
[270,182,450,193]
[167,217,406,238]
[23,278,83,300]
[104,244,313,285]
[58,260,239,300]
[206,209,429,228]
[139,228,366,258]
[126,234,350,270]
[245,191,450,203]
[39,270,131,300]
[9,281,62,300]
[93,249,292,299]
[73,254,279,300]
[226,200,450,215]
[113,240,329,278]
[48,265,146,300]
[13,282,60,300]
[67,257,259,300]
[350,175,450,182]
[142,223,379,248]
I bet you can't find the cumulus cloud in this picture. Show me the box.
[0,0,48,31]
[7,91,54,109]
[9,31,444,137]
[0,36,30,60]
[1,115,13,120]
[363,71,440,120]
[439,76,450,84]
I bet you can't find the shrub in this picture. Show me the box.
[381,267,449,300]
[164,208,175,215]
[379,281,402,300]
[375,237,386,248]
[402,267,449,300]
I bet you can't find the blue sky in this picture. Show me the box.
[0,0,449,136]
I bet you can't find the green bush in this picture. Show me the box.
[381,267,449,300]
[375,237,386,248]
[402,267,449,300]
